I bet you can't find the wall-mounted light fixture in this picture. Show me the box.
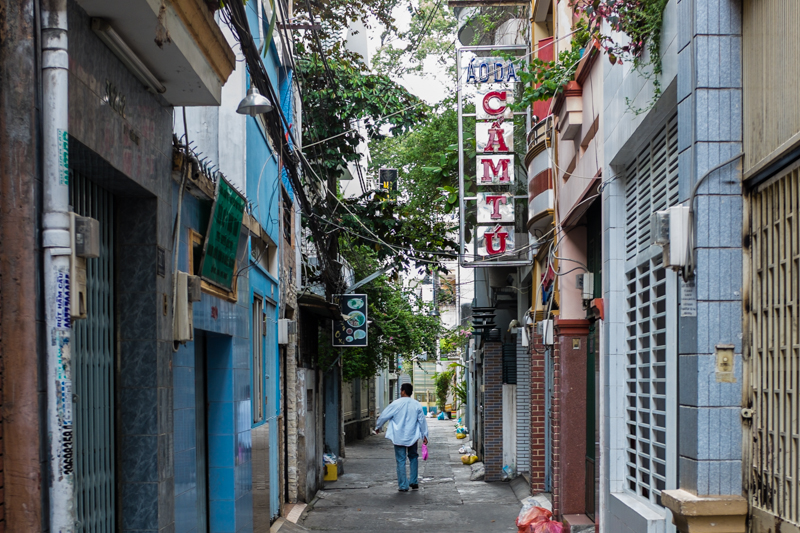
[91,18,166,94]
[236,87,273,116]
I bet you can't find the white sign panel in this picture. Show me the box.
[476,121,514,153]
[476,225,515,257]
[464,57,520,84]
[477,192,515,223]
[474,84,515,120]
[680,278,697,317]
[476,154,514,185]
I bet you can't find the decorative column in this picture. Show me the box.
[553,318,589,518]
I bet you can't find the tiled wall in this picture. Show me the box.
[173,192,254,533]
[675,0,744,496]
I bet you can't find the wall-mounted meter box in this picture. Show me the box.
[577,272,594,300]
[70,213,100,319]
[650,205,690,270]
[278,318,296,345]
[536,319,554,345]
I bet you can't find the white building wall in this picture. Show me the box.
[600,1,679,532]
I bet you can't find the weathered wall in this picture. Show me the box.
[742,0,800,174]
[0,0,42,530]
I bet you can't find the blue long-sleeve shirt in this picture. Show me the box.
[375,397,429,447]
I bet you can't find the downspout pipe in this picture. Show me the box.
[41,0,75,530]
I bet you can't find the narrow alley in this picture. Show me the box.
[284,419,523,533]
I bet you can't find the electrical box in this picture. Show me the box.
[187,274,202,302]
[69,213,100,319]
[174,272,194,342]
[651,205,690,270]
[577,272,594,300]
[278,318,296,345]
[536,319,554,345]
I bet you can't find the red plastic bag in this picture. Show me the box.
[532,521,563,533]
[421,442,428,461]
[517,506,563,533]
[516,506,551,533]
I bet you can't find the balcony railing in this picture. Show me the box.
[526,116,555,236]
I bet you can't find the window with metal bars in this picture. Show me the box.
[622,114,678,508]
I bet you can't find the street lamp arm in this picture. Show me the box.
[346,264,395,293]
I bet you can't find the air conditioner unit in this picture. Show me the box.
[278,319,296,345]
[536,319,554,345]
[174,272,194,342]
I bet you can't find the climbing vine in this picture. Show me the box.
[512,21,591,109]
[576,0,669,113]
[513,0,669,114]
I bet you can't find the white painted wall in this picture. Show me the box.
[600,2,678,533]
[503,384,517,472]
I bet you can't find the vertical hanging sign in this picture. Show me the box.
[457,51,529,267]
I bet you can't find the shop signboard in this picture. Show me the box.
[200,177,246,290]
[333,294,368,347]
[457,45,530,267]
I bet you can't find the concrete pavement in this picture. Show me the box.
[297,418,521,532]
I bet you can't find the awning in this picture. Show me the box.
[298,293,341,320]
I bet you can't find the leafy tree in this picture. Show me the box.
[371,0,458,80]
[316,244,442,381]
[433,368,454,412]
[299,52,427,182]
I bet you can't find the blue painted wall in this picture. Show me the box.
[172,188,254,533]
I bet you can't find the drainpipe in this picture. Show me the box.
[41,0,75,531]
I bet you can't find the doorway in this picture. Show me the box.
[194,331,210,532]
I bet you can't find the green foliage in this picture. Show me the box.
[372,0,458,80]
[452,379,467,405]
[512,21,591,109]
[319,244,443,381]
[433,368,454,411]
[299,52,427,181]
[439,327,472,357]
[576,0,669,113]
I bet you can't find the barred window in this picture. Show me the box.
[622,114,678,507]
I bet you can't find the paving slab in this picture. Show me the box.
[300,418,521,532]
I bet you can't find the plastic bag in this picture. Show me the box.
[437,411,446,420]
[516,506,550,533]
[533,522,563,533]
[421,442,428,461]
[517,506,562,533]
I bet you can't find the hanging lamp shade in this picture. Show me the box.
[236,87,273,116]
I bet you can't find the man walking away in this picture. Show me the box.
[375,383,429,492]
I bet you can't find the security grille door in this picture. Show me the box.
[748,166,800,528]
[622,114,678,509]
[70,172,115,531]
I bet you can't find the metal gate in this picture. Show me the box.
[747,165,800,530]
[70,172,115,531]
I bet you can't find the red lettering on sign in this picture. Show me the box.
[485,226,509,255]
[484,123,510,152]
[480,158,511,183]
[485,195,507,219]
[482,91,507,116]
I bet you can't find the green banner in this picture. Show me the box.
[200,178,246,290]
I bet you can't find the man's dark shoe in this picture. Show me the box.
[410,484,419,490]
[398,488,409,492]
